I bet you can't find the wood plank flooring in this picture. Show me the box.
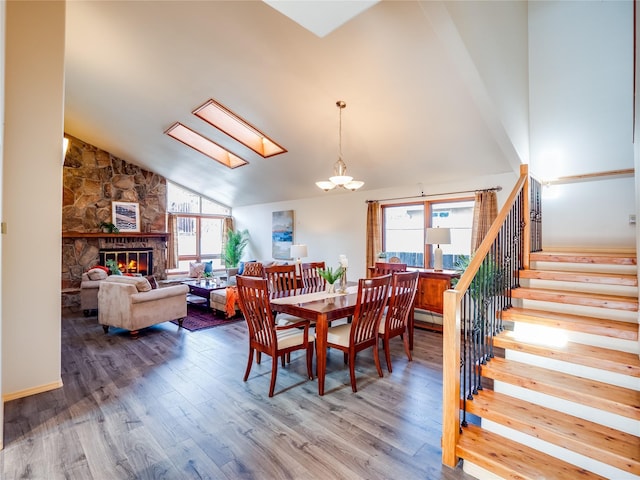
[1,313,475,480]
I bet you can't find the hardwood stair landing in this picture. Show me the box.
[464,390,640,475]
[457,424,608,480]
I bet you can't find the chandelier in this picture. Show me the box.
[316,101,364,191]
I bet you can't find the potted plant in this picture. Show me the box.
[105,259,122,275]
[223,229,249,268]
[99,221,119,234]
[317,266,344,294]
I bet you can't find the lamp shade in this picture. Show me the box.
[426,227,451,246]
[290,244,308,259]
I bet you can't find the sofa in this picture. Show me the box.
[210,261,286,317]
[98,275,189,334]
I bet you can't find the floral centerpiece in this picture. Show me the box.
[338,254,348,293]
[316,265,344,294]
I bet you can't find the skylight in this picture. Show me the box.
[193,99,286,158]
[165,122,248,169]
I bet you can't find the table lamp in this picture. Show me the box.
[426,227,451,271]
[290,244,308,275]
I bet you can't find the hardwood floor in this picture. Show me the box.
[1,314,475,480]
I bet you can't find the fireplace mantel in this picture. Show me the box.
[63,232,169,239]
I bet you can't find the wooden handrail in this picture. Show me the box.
[441,163,529,468]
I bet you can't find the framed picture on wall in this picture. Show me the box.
[272,210,294,259]
[112,201,140,232]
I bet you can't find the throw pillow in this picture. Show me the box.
[145,275,158,289]
[203,261,213,274]
[189,262,205,278]
[93,265,110,274]
[242,262,264,278]
[87,268,108,281]
[238,260,256,275]
[106,275,152,292]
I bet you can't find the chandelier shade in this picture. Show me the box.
[316,101,364,191]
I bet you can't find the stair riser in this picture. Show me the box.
[515,298,639,322]
[512,291,638,311]
[531,261,637,275]
[521,278,638,297]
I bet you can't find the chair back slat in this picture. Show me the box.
[386,271,419,332]
[301,261,326,289]
[264,264,297,293]
[351,274,392,345]
[373,262,407,277]
[237,276,276,350]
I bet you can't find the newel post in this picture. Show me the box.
[441,288,461,467]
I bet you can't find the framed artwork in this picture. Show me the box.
[112,201,140,232]
[272,210,294,259]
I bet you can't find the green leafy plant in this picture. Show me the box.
[316,266,344,285]
[223,229,249,268]
[105,259,122,275]
[99,221,119,233]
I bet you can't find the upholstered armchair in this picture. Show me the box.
[80,267,110,316]
[98,276,189,334]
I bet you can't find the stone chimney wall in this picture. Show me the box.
[62,135,168,312]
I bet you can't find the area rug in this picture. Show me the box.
[172,304,243,332]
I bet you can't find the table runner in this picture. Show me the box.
[271,285,358,305]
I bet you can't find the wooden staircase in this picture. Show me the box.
[457,250,640,480]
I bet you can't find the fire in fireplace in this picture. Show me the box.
[99,248,153,276]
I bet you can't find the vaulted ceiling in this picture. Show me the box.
[64,1,530,207]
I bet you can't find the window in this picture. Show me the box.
[382,198,474,270]
[167,182,230,273]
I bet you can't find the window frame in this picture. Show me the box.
[381,195,474,269]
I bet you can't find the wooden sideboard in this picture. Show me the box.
[410,268,460,332]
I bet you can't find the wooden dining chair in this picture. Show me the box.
[301,261,326,289]
[236,275,315,397]
[378,271,419,373]
[264,264,298,293]
[372,262,407,277]
[325,274,392,392]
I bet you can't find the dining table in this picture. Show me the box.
[270,283,415,396]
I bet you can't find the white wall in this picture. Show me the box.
[233,172,517,280]
[528,1,633,179]
[2,1,65,398]
[541,177,636,250]
[527,1,635,251]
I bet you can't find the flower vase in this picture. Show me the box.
[326,283,336,294]
[339,268,347,293]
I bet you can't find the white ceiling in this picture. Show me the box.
[64,0,526,208]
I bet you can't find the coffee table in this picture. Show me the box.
[182,279,226,308]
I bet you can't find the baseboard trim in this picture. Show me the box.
[3,379,63,402]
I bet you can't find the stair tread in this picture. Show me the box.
[457,423,608,480]
[481,357,640,420]
[495,330,640,376]
[530,252,637,265]
[465,390,640,474]
[512,287,638,311]
[501,307,638,340]
[520,269,638,286]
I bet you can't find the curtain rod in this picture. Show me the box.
[365,186,502,204]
